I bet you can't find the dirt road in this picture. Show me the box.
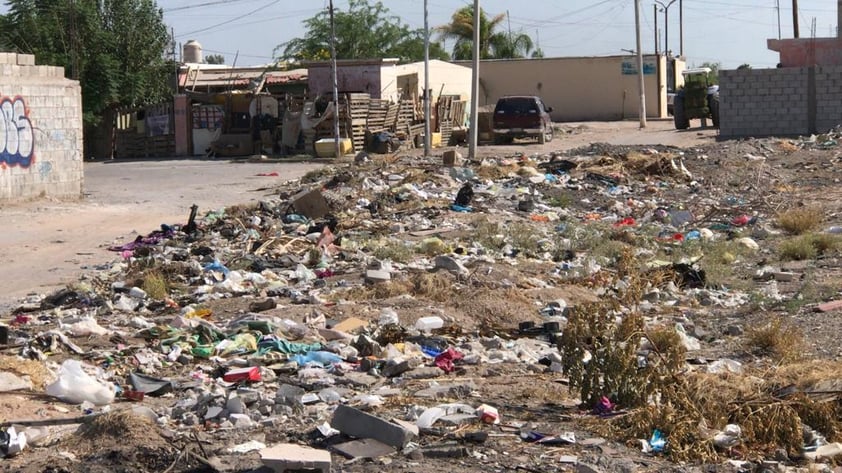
[0,120,714,310]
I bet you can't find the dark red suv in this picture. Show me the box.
[492,96,554,145]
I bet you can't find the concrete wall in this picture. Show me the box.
[461,55,667,122]
[308,62,397,99]
[768,38,842,67]
[0,52,83,201]
[719,65,842,138]
[394,60,473,104]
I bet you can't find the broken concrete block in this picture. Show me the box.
[229,413,254,429]
[817,300,842,312]
[260,443,331,473]
[332,317,368,333]
[434,255,469,276]
[226,395,245,414]
[365,269,391,283]
[330,405,415,448]
[332,438,395,459]
[204,406,224,420]
[291,189,330,219]
[442,150,463,167]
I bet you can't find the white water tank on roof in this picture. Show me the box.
[183,40,203,64]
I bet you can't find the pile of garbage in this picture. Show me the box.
[4,141,842,472]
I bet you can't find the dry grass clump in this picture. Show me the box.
[778,235,818,261]
[744,317,805,363]
[371,240,415,263]
[776,206,823,234]
[340,272,457,303]
[473,217,507,250]
[0,356,48,389]
[141,270,169,300]
[779,233,842,261]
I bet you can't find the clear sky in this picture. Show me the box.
[5,0,841,68]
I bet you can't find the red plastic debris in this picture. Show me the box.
[731,215,752,226]
[223,366,261,383]
[434,348,464,373]
[613,217,636,227]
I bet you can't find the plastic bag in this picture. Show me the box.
[45,359,115,405]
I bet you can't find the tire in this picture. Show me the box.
[673,94,690,130]
[545,123,554,143]
[538,127,547,145]
[709,93,720,129]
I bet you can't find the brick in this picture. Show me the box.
[330,404,416,448]
[15,54,34,66]
[260,443,331,473]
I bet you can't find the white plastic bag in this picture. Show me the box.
[45,360,115,406]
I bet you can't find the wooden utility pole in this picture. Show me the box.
[329,0,341,158]
[635,0,647,128]
[468,0,480,159]
[793,0,800,38]
[654,4,659,55]
[679,0,684,56]
[423,0,431,156]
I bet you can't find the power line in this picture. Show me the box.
[174,0,281,38]
[163,0,252,13]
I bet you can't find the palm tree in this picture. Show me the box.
[490,31,534,59]
[437,6,508,60]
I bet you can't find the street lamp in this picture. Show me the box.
[655,0,677,56]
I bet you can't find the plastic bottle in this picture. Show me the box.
[415,316,444,333]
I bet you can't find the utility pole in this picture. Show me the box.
[423,0,431,156]
[654,4,659,55]
[776,0,782,39]
[468,0,480,160]
[655,0,677,55]
[329,0,341,158]
[679,0,684,56]
[793,0,800,38]
[635,0,647,128]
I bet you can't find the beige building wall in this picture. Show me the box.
[394,60,473,104]
[464,55,671,122]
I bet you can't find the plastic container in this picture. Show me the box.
[415,316,444,333]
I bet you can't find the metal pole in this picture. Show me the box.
[329,0,341,158]
[664,7,669,55]
[793,0,800,38]
[679,0,684,56]
[635,0,647,128]
[654,4,659,55]
[776,0,782,39]
[468,0,480,159]
[423,0,431,156]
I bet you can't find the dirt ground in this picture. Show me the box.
[11,119,818,473]
[0,120,713,312]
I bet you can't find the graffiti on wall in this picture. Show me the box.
[0,96,36,169]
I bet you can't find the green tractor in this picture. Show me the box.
[673,67,720,130]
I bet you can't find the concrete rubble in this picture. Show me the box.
[4,135,842,472]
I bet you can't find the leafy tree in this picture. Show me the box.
[437,6,534,60]
[697,61,722,85]
[737,63,752,70]
[531,48,545,59]
[2,0,173,126]
[278,0,449,63]
[2,0,173,157]
[205,54,225,65]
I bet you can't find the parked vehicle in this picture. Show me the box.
[492,96,554,144]
[673,67,720,130]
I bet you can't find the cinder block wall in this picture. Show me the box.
[0,52,83,201]
[720,65,842,138]
[719,68,809,138]
[815,65,842,132]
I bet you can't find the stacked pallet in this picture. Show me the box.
[347,93,370,152]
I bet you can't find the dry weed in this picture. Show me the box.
[141,270,168,300]
[776,206,822,234]
[744,317,805,363]
[778,235,818,261]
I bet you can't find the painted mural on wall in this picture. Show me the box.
[0,96,35,169]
